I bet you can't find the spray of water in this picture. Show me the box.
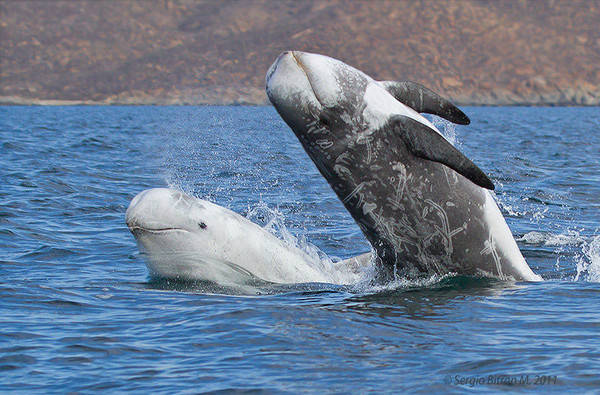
[157,113,598,289]
[430,116,459,146]
[574,235,600,282]
[245,201,376,285]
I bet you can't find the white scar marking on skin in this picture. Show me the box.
[356,134,373,164]
[362,202,377,215]
[449,223,467,238]
[343,181,372,208]
[306,120,327,135]
[334,164,352,178]
[316,139,333,149]
[480,235,505,280]
[424,199,465,239]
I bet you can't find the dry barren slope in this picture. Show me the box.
[1,0,599,105]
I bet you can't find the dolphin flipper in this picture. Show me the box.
[389,115,494,190]
[381,81,470,125]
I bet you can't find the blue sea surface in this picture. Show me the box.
[1,106,599,392]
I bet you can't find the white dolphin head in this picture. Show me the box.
[125,188,255,283]
[126,188,212,236]
[265,51,435,148]
[266,51,365,118]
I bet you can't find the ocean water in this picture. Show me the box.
[1,105,598,392]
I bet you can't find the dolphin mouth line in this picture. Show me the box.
[128,226,188,234]
[290,51,324,109]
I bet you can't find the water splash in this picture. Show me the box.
[430,116,459,146]
[243,201,467,292]
[517,230,588,246]
[352,271,459,294]
[575,235,600,282]
[156,109,596,288]
[245,201,375,285]
[519,230,600,282]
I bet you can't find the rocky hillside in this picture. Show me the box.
[1,0,599,105]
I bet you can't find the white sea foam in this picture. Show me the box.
[575,235,600,282]
[517,230,587,246]
[353,272,458,294]
[494,194,550,220]
[518,230,600,282]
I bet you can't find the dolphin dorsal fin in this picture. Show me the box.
[381,81,470,125]
[388,115,494,190]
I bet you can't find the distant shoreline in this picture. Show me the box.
[2,93,599,107]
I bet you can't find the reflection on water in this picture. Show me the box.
[346,277,515,319]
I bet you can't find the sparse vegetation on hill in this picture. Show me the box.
[1,0,599,105]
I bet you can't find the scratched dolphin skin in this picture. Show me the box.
[266,51,541,281]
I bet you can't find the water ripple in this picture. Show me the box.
[0,106,598,392]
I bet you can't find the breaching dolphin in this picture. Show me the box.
[266,51,541,281]
[126,188,372,285]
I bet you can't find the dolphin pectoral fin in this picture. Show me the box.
[381,81,470,125]
[389,115,495,190]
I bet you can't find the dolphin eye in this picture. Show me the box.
[198,222,207,229]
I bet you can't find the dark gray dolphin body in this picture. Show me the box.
[266,51,541,281]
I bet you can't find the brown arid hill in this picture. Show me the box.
[1,0,599,105]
